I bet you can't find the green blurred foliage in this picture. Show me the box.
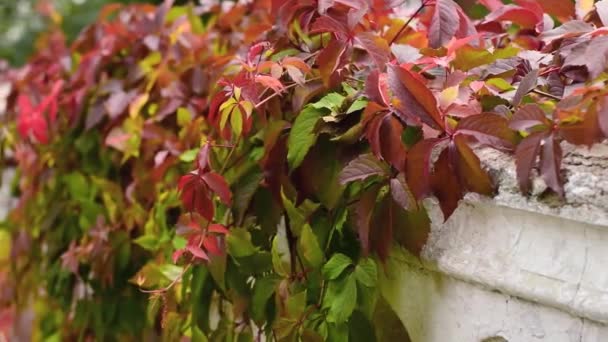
[0,0,161,66]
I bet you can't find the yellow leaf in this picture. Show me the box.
[439,86,458,108]
[129,93,149,118]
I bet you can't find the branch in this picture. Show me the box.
[389,0,429,45]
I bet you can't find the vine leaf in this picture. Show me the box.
[339,153,390,184]
[322,253,353,280]
[512,69,539,107]
[540,133,564,197]
[431,148,463,220]
[429,0,459,48]
[355,185,380,255]
[387,65,444,130]
[510,104,551,132]
[356,32,390,69]
[178,173,215,220]
[389,174,415,211]
[456,113,516,150]
[287,106,323,170]
[406,138,446,200]
[326,273,357,323]
[453,135,494,196]
[514,131,544,194]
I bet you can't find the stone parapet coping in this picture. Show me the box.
[410,142,608,325]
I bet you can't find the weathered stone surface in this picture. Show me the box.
[381,250,608,342]
[0,168,14,220]
[382,143,608,341]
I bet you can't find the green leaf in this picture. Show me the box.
[312,93,346,111]
[251,276,278,323]
[299,224,323,268]
[133,234,159,251]
[322,253,353,280]
[226,228,257,257]
[159,264,184,283]
[372,296,411,341]
[347,98,368,114]
[177,107,192,127]
[0,230,10,262]
[271,228,291,277]
[326,274,357,323]
[286,290,307,318]
[179,148,198,162]
[349,310,377,342]
[287,106,323,170]
[192,326,209,342]
[354,258,377,288]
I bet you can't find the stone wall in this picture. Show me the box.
[381,143,608,342]
[0,169,14,221]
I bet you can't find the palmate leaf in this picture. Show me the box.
[178,171,232,220]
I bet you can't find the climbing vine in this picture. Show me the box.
[2,0,608,340]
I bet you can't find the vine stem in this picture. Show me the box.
[389,0,429,45]
[219,135,241,174]
[531,88,562,101]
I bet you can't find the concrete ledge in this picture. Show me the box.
[381,250,608,342]
[381,142,608,340]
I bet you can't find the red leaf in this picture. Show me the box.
[456,113,516,150]
[512,69,538,107]
[355,185,380,255]
[453,135,494,196]
[428,0,459,49]
[17,95,49,144]
[559,106,602,147]
[173,248,186,263]
[370,193,394,261]
[197,143,210,172]
[478,0,503,11]
[597,97,608,137]
[510,104,551,132]
[390,174,415,211]
[356,32,390,70]
[202,236,222,256]
[311,15,350,39]
[379,115,407,171]
[316,38,347,87]
[255,75,284,94]
[208,223,229,235]
[431,148,463,221]
[406,138,447,200]
[178,173,214,220]
[537,0,575,21]
[202,172,232,205]
[539,134,564,197]
[339,153,389,184]
[514,132,544,194]
[484,4,542,28]
[187,243,210,261]
[387,65,444,130]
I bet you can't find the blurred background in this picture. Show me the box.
[0,0,482,66]
[0,0,170,65]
